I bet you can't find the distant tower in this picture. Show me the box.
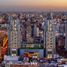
[34,24,39,37]
[43,19,47,48]
[8,16,21,56]
[46,13,56,58]
[65,20,67,50]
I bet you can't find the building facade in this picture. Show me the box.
[8,16,21,56]
[65,20,67,50]
[46,18,56,58]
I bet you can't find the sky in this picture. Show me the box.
[0,0,67,11]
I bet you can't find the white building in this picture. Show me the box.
[8,16,21,56]
[46,13,56,58]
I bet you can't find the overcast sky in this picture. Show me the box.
[0,0,67,10]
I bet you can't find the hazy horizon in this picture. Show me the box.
[0,0,67,11]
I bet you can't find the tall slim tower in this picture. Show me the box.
[46,13,56,58]
[65,20,67,50]
[8,16,21,56]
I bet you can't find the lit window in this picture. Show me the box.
[14,27,17,30]
[14,24,16,27]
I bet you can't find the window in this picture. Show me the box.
[48,51,52,54]
[12,50,17,54]
[14,27,17,30]
[14,24,16,27]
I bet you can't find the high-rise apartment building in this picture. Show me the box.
[65,20,67,50]
[46,13,56,58]
[8,16,21,56]
[46,20,55,58]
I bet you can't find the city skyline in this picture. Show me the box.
[0,0,67,11]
